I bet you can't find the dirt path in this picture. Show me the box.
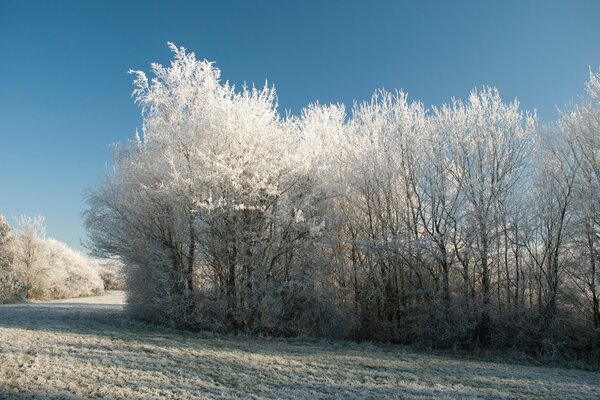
[1,292,599,399]
[46,290,126,304]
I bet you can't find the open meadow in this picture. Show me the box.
[0,291,598,399]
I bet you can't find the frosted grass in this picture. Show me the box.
[1,291,598,399]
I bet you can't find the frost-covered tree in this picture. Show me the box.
[554,69,600,353]
[335,88,536,345]
[0,215,12,267]
[13,215,46,296]
[437,89,536,344]
[85,44,350,334]
[85,44,600,359]
[524,126,578,333]
[0,215,27,303]
[335,91,433,339]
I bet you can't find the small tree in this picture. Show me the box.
[13,215,46,297]
[0,215,12,267]
[0,215,27,303]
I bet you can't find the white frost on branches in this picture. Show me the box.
[85,45,600,357]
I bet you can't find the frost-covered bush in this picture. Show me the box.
[0,270,28,304]
[2,215,105,301]
[0,215,12,265]
[0,216,28,304]
[95,259,126,290]
[21,238,104,300]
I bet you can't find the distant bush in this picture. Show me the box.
[0,270,28,304]
[94,259,126,290]
[0,215,28,304]
[22,238,104,300]
[0,215,104,302]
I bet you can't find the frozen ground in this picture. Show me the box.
[0,292,598,399]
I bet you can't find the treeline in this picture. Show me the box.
[0,215,122,302]
[85,44,600,361]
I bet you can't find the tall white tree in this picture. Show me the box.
[560,69,600,332]
[437,88,536,344]
[86,44,346,333]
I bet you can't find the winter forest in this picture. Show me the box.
[75,43,600,361]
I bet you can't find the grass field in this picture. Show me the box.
[0,291,598,399]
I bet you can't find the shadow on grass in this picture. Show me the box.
[1,302,599,400]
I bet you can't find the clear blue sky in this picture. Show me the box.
[1,0,599,252]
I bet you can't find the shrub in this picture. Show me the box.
[94,259,126,290]
[21,238,104,300]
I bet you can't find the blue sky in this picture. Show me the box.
[1,0,599,252]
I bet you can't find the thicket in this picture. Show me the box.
[85,44,600,362]
[0,215,104,302]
